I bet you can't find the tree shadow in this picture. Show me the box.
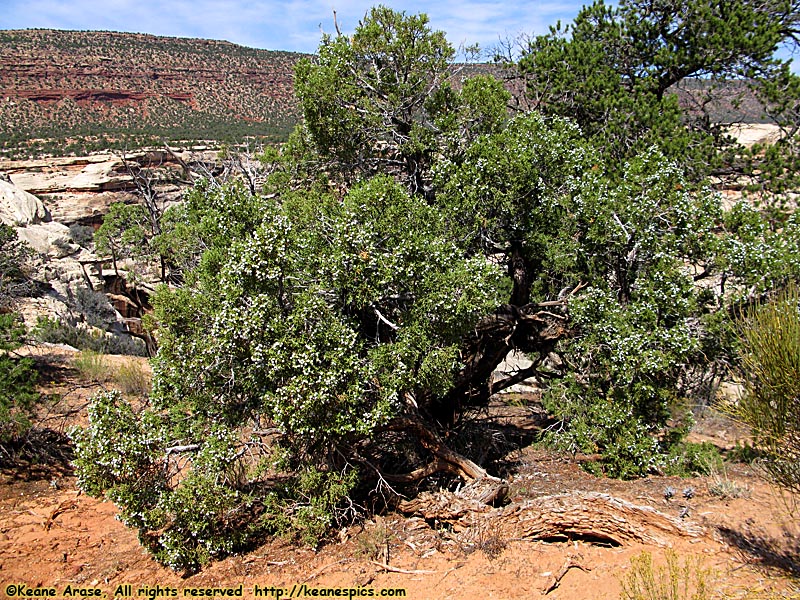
[459,396,553,478]
[0,427,75,481]
[718,522,800,578]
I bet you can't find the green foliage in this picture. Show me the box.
[0,227,41,441]
[76,172,505,570]
[294,6,509,189]
[0,313,40,443]
[295,6,452,173]
[665,442,723,477]
[437,113,722,474]
[71,389,358,572]
[94,202,160,279]
[735,284,800,494]
[518,0,792,176]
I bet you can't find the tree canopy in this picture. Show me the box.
[74,2,800,572]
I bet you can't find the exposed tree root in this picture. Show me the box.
[385,416,509,505]
[397,490,704,547]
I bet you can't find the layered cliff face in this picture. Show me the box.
[0,148,222,353]
[0,29,302,157]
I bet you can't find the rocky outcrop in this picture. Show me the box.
[1,148,220,354]
[0,29,301,154]
[5,155,134,194]
[0,148,217,225]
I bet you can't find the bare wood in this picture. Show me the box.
[397,491,704,548]
[45,499,78,531]
[543,555,591,594]
[164,444,200,455]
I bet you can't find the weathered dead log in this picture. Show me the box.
[501,492,704,546]
[397,490,704,547]
[395,488,490,521]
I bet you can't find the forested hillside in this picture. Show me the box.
[0,29,302,156]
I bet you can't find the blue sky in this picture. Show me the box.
[0,0,591,55]
[1,0,796,68]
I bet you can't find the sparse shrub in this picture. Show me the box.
[73,350,108,382]
[354,519,393,561]
[75,287,117,329]
[620,550,713,600]
[33,316,147,356]
[735,284,800,495]
[113,360,151,396]
[34,316,102,349]
[707,468,751,500]
[456,519,507,559]
[69,224,96,249]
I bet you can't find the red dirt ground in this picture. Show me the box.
[1,346,798,600]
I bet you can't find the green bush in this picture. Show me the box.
[665,442,723,477]
[736,283,800,494]
[70,390,358,572]
[33,316,147,356]
[0,313,40,443]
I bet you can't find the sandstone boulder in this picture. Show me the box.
[0,179,51,226]
[15,221,79,258]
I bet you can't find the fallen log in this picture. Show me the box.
[397,490,704,547]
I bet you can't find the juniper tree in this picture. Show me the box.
[72,4,800,571]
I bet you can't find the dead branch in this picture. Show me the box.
[301,559,352,583]
[543,555,591,594]
[370,561,435,575]
[386,416,509,505]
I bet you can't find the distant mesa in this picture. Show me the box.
[0,29,303,154]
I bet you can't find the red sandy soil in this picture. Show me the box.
[1,346,798,600]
